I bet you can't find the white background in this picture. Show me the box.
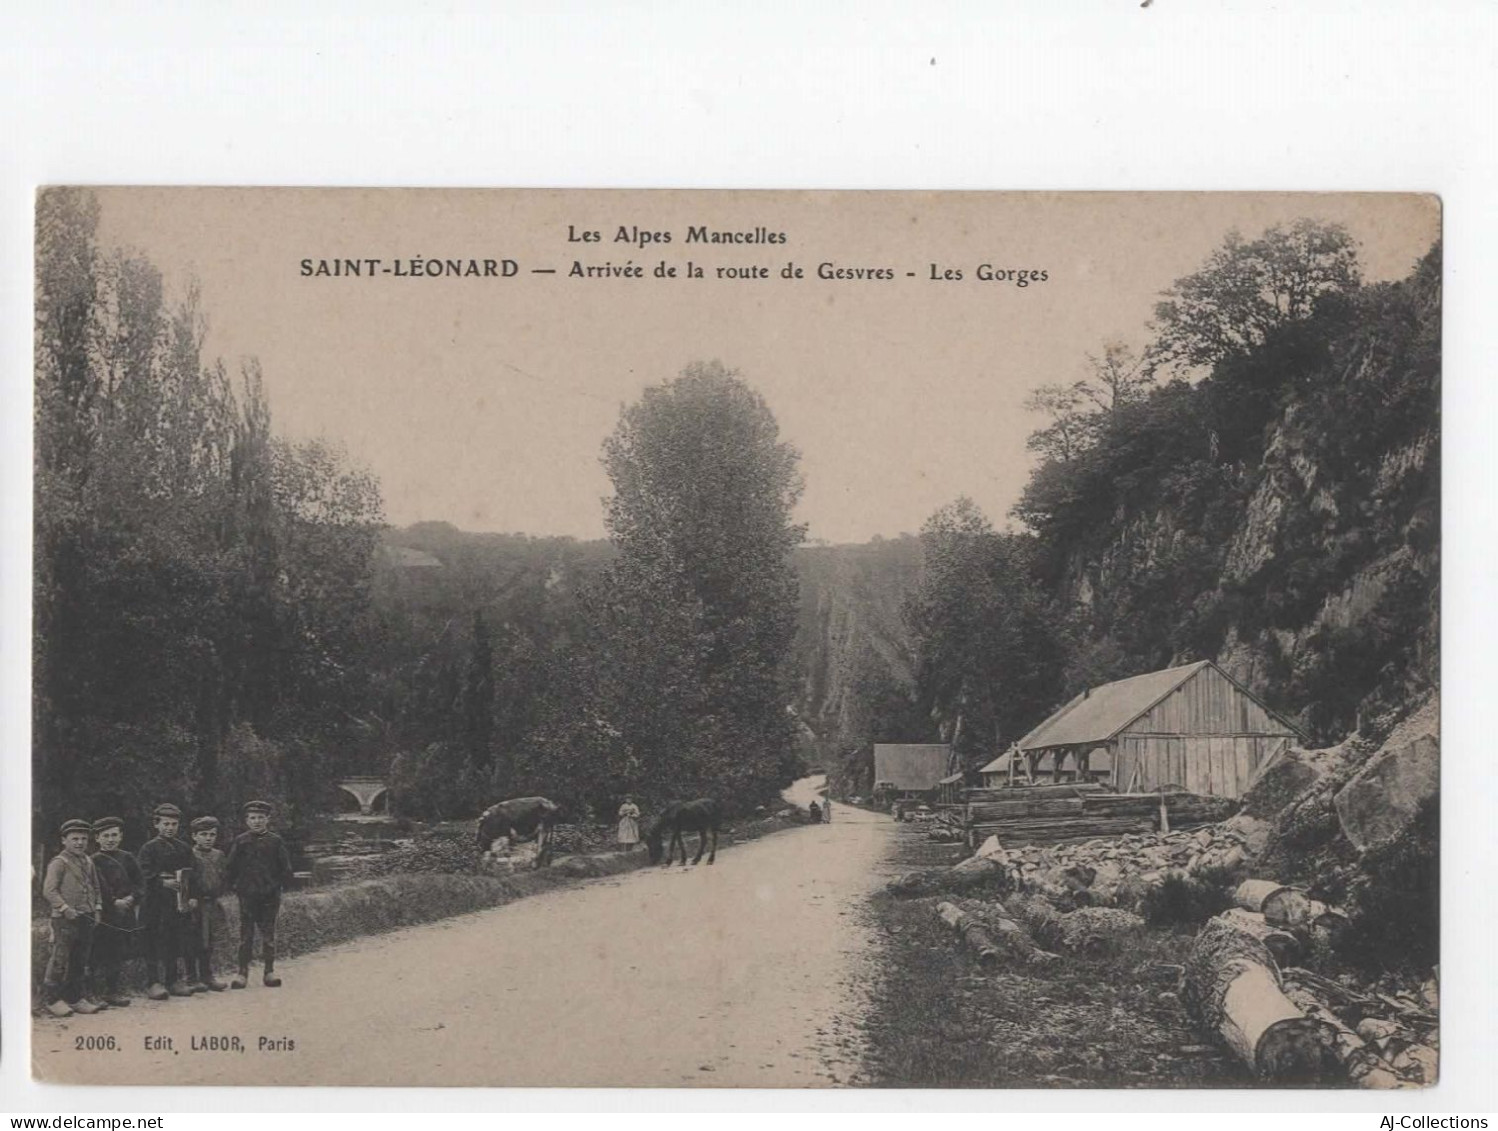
[3,0,1494,1118]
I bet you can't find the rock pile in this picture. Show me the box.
[926,808,966,842]
[975,814,1272,909]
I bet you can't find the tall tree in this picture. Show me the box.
[596,361,806,808]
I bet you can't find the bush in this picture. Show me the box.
[1339,795,1438,974]
[1141,873,1233,929]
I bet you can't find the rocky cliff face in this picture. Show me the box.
[791,538,923,745]
[1050,249,1440,744]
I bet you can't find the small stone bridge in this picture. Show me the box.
[337,776,389,816]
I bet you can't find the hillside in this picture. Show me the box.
[1021,244,1440,745]
[791,538,926,748]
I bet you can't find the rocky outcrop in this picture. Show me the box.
[1334,733,1439,851]
[791,539,921,741]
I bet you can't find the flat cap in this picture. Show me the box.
[190,815,220,831]
[91,816,125,833]
[152,803,183,819]
[60,818,92,836]
[242,800,273,815]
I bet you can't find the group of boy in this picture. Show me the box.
[40,799,296,1019]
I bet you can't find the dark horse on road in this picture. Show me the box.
[476,796,561,868]
[646,798,722,866]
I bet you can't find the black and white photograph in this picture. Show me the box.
[28,187,1442,1090]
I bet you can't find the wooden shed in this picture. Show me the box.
[872,744,955,801]
[1015,660,1301,800]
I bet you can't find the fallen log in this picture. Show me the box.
[1389,1044,1438,1086]
[1233,879,1289,912]
[935,901,1002,967]
[1234,879,1344,932]
[1281,966,1384,1012]
[887,853,1009,898]
[1357,1017,1406,1046]
[951,853,1008,881]
[1218,907,1302,967]
[1282,983,1403,1089]
[1185,916,1334,1081]
[985,900,1058,963]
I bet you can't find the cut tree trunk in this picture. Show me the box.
[1234,879,1338,931]
[887,853,1007,898]
[1217,907,1302,966]
[1233,879,1289,913]
[935,901,1001,968]
[1185,916,1333,1081]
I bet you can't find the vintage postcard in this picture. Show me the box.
[31,189,1440,1088]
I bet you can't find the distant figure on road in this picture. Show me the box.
[822,798,832,823]
[808,801,822,823]
[616,796,641,851]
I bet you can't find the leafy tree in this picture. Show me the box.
[589,360,806,809]
[1024,343,1157,464]
[1023,383,1091,464]
[906,499,1065,771]
[1077,342,1157,416]
[32,188,384,839]
[1151,219,1361,369]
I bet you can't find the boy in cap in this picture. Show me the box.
[90,816,144,1007]
[135,802,196,999]
[40,819,106,1017]
[225,800,295,988]
[185,816,229,991]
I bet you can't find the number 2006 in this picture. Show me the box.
[76,1035,117,1050]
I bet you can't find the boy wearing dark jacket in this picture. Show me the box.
[186,816,230,991]
[225,800,295,988]
[135,803,195,1000]
[89,816,143,1006]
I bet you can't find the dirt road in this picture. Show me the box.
[34,779,895,1088]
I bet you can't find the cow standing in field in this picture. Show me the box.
[476,797,561,868]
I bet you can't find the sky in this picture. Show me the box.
[94,189,1438,544]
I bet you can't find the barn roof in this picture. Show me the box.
[978,751,1023,774]
[873,744,952,791]
[1017,661,1214,751]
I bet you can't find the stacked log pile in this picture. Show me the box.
[965,786,1237,848]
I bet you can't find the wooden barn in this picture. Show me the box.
[1015,660,1301,800]
[872,744,956,801]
